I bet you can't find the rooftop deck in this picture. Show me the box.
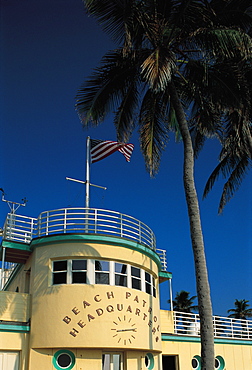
[1,207,167,269]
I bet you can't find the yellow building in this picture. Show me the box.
[0,207,251,370]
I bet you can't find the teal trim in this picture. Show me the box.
[161,334,252,346]
[52,350,75,370]
[0,323,30,333]
[216,356,225,370]
[1,240,31,252]
[31,234,162,270]
[145,353,154,370]
[159,271,172,279]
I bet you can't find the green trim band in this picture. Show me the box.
[0,323,30,333]
[1,240,31,252]
[161,334,252,346]
[159,271,172,279]
[31,233,162,270]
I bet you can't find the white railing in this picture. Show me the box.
[173,311,252,340]
[1,262,17,288]
[37,208,156,250]
[156,248,167,271]
[3,213,37,243]
[2,208,169,270]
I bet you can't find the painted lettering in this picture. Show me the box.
[106,305,114,313]
[134,295,139,303]
[96,308,104,316]
[126,305,132,313]
[77,320,86,328]
[69,328,79,337]
[83,300,91,308]
[72,307,80,315]
[107,291,114,299]
[126,292,131,299]
[148,320,152,327]
[63,316,71,324]
[87,314,95,322]
[153,316,158,322]
[117,304,123,311]
[135,308,140,316]
[94,295,101,302]
[142,300,147,307]
[143,313,147,320]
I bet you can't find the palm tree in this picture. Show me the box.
[228,299,252,320]
[203,103,252,213]
[75,1,252,368]
[171,290,198,334]
[171,290,198,313]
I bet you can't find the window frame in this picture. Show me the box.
[51,259,157,297]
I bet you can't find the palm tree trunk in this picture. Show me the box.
[169,82,215,370]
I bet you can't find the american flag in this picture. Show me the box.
[90,139,134,163]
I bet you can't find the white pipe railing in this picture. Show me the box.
[173,311,252,340]
[3,213,37,243]
[2,208,158,250]
[2,208,170,271]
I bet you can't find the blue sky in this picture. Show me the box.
[1,0,251,316]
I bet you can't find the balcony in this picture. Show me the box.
[1,207,167,271]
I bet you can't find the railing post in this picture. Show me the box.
[120,213,123,238]
[46,211,49,236]
[64,209,67,233]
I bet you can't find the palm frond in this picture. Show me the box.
[139,89,170,176]
[140,47,177,92]
[114,77,139,143]
[218,155,251,213]
[192,28,252,61]
[75,50,138,126]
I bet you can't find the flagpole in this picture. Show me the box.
[86,136,91,208]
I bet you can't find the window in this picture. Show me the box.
[102,353,123,370]
[53,261,67,284]
[145,353,154,370]
[52,350,75,370]
[51,259,157,297]
[52,260,87,285]
[115,263,127,287]
[192,356,201,370]
[95,260,109,284]
[0,352,19,370]
[131,267,141,290]
[72,260,87,283]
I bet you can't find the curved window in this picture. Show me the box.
[215,356,225,370]
[192,355,201,370]
[145,353,154,370]
[52,259,156,297]
[52,350,75,370]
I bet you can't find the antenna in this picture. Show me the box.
[1,189,28,214]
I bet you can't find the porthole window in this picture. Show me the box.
[215,356,225,370]
[192,355,201,370]
[145,353,154,370]
[52,350,75,370]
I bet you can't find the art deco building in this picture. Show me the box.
[0,206,251,370]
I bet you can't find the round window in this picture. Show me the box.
[145,353,154,370]
[215,356,225,370]
[52,350,75,370]
[192,355,201,370]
